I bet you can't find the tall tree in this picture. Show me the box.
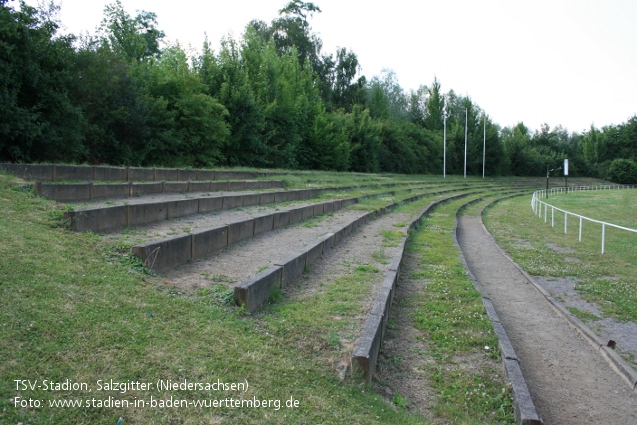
[99,0,164,62]
[331,47,363,110]
[135,44,229,166]
[198,37,267,167]
[0,0,85,162]
[424,77,444,131]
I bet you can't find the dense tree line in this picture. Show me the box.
[1,0,636,181]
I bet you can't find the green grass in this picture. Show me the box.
[0,171,549,424]
[0,173,430,424]
[401,196,515,424]
[459,190,529,217]
[566,306,601,322]
[541,189,637,229]
[484,194,637,322]
[380,230,406,247]
[372,248,390,264]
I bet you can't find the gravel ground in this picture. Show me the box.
[458,215,637,425]
[534,275,637,365]
[165,208,371,288]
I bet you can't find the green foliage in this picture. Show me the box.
[199,37,267,167]
[0,0,85,162]
[99,0,164,62]
[424,77,444,131]
[393,393,407,408]
[304,105,351,171]
[347,105,382,172]
[2,0,635,177]
[608,158,637,184]
[210,284,236,306]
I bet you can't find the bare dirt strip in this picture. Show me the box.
[165,208,370,288]
[457,215,637,424]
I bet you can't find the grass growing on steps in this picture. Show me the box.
[394,196,515,424]
[1,172,430,424]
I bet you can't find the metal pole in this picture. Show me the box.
[443,113,446,178]
[483,114,486,178]
[464,107,467,178]
[551,206,554,227]
[544,204,547,222]
[602,223,606,254]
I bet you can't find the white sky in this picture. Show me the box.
[22,0,637,134]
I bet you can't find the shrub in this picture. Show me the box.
[608,158,637,184]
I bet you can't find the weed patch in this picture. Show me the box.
[380,230,405,247]
[398,196,514,423]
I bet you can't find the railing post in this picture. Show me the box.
[579,217,582,241]
[601,223,606,254]
[544,204,547,222]
[564,212,568,234]
[551,206,554,227]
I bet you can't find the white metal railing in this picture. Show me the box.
[531,184,637,254]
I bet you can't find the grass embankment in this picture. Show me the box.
[0,172,431,424]
[1,171,525,424]
[484,191,637,323]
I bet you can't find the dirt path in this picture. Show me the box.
[457,215,637,424]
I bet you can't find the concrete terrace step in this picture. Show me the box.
[350,190,543,424]
[350,190,531,380]
[231,190,488,313]
[35,180,285,202]
[120,185,478,248]
[0,163,264,182]
[350,192,471,381]
[62,182,447,233]
[130,186,449,274]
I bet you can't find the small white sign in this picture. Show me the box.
[564,159,569,176]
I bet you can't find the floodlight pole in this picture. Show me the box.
[443,97,447,179]
[483,114,486,178]
[464,107,467,179]
[443,114,447,178]
[564,158,569,193]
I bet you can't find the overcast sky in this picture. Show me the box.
[24,0,637,134]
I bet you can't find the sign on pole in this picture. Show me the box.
[564,159,569,176]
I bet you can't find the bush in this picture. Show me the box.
[608,158,637,184]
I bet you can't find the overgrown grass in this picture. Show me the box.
[484,194,637,322]
[0,171,533,424]
[380,230,406,247]
[1,172,429,424]
[402,196,514,424]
